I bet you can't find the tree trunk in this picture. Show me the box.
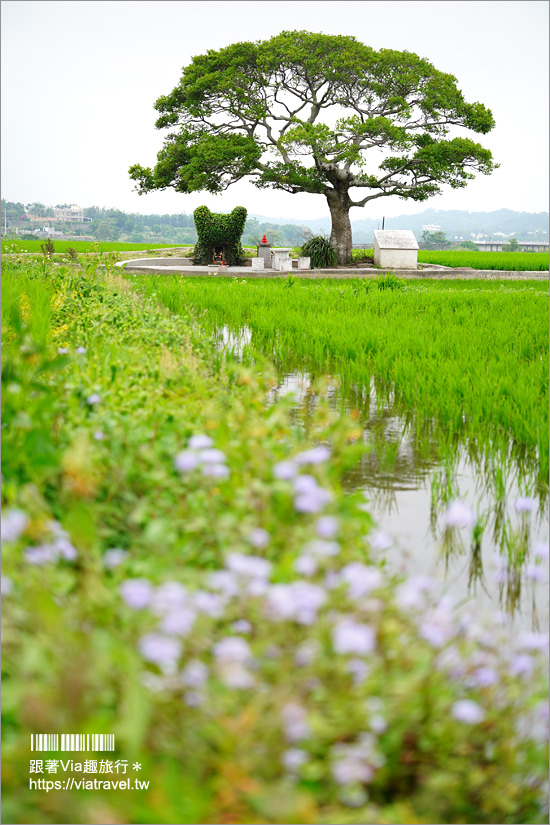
[326,188,353,265]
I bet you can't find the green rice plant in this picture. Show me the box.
[418,250,549,271]
[376,274,406,290]
[300,234,338,268]
[0,239,193,254]
[131,276,549,501]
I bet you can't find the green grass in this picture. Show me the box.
[131,276,549,497]
[0,239,193,254]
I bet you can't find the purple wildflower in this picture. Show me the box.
[1,577,13,595]
[188,434,213,449]
[294,555,318,576]
[120,579,153,609]
[208,570,240,597]
[181,659,208,688]
[316,516,339,539]
[294,639,320,666]
[198,448,227,464]
[333,619,376,656]
[231,619,252,634]
[514,496,537,513]
[273,460,297,480]
[369,530,393,551]
[161,608,196,636]
[517,631,547,650]
[338,563,383,600]
[471,667,499,687]
[444,500,476,529]
[75,346,87,355]
[332,757,373,786]
[103,548,127,569]
[347,658,370,684]
[93,430,106,441]
[247,527,270,548]
[174,450,200,473]
[1,509,29,543]
[225,553,272,580]
[525,563,545,581]
[193,590,226,617]
[86,393,102,405]
[201,464,229,478]
[510,654,534,676]
[24,544,58,565]
[282,748,308,771]
[295,446,331,465]
[304,539,340,558]
[150,582,188,615]
[139,633,182,669]
[281,702,310,742]
[213,637,252,664]
[533,542,549,561]
[266,582,326,624]
[451,699,485,724]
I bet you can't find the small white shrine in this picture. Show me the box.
[373,230,419,270]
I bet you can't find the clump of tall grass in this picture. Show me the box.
[300,234,338,268]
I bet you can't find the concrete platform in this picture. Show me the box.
[115,259,549,281]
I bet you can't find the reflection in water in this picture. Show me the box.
[216,328,549,630]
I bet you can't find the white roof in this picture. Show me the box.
[373,230,419,250]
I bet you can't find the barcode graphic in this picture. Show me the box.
[31,734,115,752]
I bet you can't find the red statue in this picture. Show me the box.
[261,235,267,243]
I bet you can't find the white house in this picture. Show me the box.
[373,230,419,270]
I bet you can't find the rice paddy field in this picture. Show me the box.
[0,239,192,254]
[2,253,549,825]
[416,250,549,271]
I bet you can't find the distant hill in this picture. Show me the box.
[249,209,549,242]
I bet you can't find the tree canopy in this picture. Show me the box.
[129,31,498,263]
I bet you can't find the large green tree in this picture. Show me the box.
[129,31,498,264]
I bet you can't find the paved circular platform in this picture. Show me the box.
[116,258,549,280]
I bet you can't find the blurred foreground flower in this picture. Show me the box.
[1,509,29,543]
[444,500,476,529]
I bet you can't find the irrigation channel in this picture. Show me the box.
[218,324,549,636]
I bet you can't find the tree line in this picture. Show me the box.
[1,200,310,246]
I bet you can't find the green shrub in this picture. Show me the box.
[300,234,338,268]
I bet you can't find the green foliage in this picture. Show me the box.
[375,274,406,290]
[502,237,520,252]
[40,237,55,256]
[421,230,449,250]
[192,205,247,266]
[300,234,338,268]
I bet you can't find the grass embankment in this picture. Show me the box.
[2,257,548,825]
[131,276,549,498]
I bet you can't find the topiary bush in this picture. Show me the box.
[300,234,338,268]
[192,205,247,266]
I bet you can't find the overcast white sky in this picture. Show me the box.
[1,0,548,220]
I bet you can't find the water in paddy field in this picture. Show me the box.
[218,326,549,634]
